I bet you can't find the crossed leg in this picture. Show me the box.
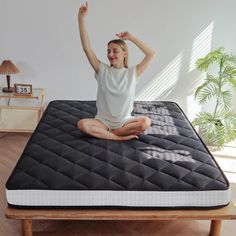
[112,116,151,136]
[77,116,151,141]
[77,118,138,141]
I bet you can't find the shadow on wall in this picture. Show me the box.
[135,21,215,122]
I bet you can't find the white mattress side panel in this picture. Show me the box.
[6,189,231,207]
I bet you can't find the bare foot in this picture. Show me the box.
[118,135,138,141]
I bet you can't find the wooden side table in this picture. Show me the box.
[0,88,45,132]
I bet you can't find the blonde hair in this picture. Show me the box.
[107,39,128,68]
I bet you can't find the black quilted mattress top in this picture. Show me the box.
[6,101,229,192]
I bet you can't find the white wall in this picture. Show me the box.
[1,0,236,119]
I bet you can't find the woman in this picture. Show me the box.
[77,2,155,141]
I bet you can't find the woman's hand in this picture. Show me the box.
[116,31,133,40]
[78,2,88,19]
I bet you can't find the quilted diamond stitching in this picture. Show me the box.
[6,101,229,192]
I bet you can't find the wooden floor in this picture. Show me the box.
[1,132,236,236]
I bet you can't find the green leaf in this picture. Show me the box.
[221,112,236,142]
[223,66,236,77]
[193,47,236,149]
[192,111,236,149]
[194,74,218,99]
[192,112,214,126]
[195,47,224,72]
[194,80,210,99]
[227,77,236,90]
[223,54,236,65]
[219,90,232,111]
[196,83,218,104]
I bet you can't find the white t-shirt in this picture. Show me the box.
[95,62,137,122]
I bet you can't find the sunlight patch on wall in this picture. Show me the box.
[186,94,200,122]
[186,73,206,121]
[188,21,214,72]
[135,53,183,101]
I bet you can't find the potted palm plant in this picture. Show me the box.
[192,47,236,150]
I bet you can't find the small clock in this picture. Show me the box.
[14,83,33,96]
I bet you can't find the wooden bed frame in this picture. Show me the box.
[5,201,236,236]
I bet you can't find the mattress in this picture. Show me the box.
[6,100,230,208]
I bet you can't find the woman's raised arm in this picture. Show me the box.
[116,32,155,77]
[78,2,100,73]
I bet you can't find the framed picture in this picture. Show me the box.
[14,83,33,96]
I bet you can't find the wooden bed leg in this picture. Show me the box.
[210,220,222,236]
[21,219,32,236]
